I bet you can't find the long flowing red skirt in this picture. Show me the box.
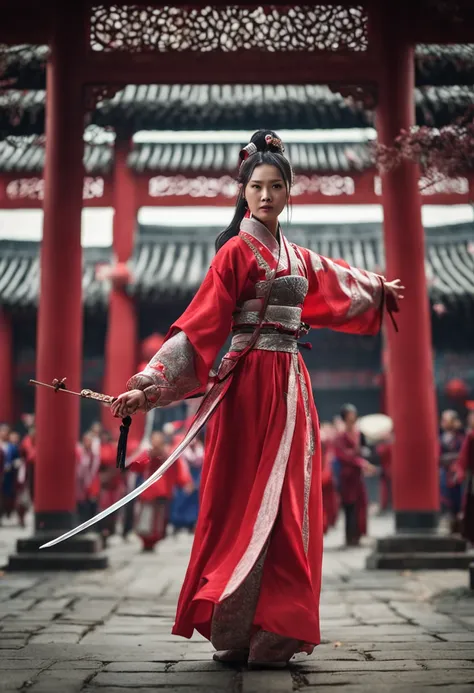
[172,349,323,653]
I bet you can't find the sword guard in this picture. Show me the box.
[52,377,67,392]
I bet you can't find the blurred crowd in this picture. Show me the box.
[1,404,473,550]
[0,418,204,553]
[321,405,474,546]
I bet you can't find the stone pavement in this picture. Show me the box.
[0,513,473,692]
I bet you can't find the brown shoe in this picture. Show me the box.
[213,649,249,664]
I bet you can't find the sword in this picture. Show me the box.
[29,378,116,406]
[39,376,233,549]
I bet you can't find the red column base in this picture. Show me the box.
[395,511,438,534]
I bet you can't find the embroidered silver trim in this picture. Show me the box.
[307,249,324,273]
[230,332,299,354]
[234,304,302,332]
[256,276,308,307]
[220,354,299,600]
[128,331,200,408]
[211,546,268,650]
[241,217,280,263]
[309,253,382,319]
[240,233,273,280]
[283,235,300,276]
[298,368,315,555]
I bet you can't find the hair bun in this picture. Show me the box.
[250,129,285,154]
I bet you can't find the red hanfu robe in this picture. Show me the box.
[321,439,339,534]
[127,216,386,661]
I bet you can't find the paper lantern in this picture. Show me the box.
[445,378,468,400]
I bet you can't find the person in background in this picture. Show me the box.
[171,434,205,534]
[456,414,474,544]
[15,433,31,527]
[333,404,377,547]
[76,432,101,524]
[21,426,36,505]
[96,429,123,546]
[1,427,20,522]
[320,422,339,535]
[129,431,193,551]
[439,409,465,534]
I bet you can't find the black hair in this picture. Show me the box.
[340,403,358,422]
[215,129,293,252]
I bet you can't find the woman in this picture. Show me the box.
[333,405,377,546]
[111,130,403,667]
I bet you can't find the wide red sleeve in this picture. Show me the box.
[296,246,386,336]
[171,236,251,385]
[127,236,251,408]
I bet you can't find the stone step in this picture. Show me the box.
[375,534,468,554]
[366,551,474,571]
[7,552,108,571]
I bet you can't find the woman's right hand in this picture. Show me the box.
[111,389,147,418]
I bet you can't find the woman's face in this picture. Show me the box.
[244,164,288,227]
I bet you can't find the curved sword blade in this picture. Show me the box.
[40,378,232,549]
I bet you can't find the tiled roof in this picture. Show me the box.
[1,223,473,309]
[1,83,473,139]
[0,139,375,175]
[0,140,114,174]
[3,45,474,89]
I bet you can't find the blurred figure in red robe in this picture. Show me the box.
[129,431,193,551]
[20,426,36,505]
[333,405,377,546]
[320,422,339,535]
[76,432,101,524]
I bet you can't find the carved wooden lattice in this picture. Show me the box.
[90,5,368,53]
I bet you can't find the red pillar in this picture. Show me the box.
[0,308,14,424]
[375,10,439,532]
[102,137,138,435]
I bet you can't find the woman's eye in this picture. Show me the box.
[273,184,282,189]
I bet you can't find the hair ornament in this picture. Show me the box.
[238,142,258,163]
[265,134,285,153]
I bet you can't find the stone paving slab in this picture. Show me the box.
[0,513,473,692]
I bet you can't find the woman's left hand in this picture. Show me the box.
[384,278,405,302]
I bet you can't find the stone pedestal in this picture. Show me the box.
[7,512,108,571]
[366,533,473,571]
